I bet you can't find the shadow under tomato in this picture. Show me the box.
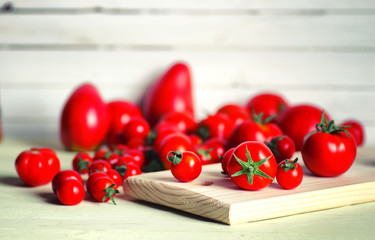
[36,192,61,205]
[0,175,28,187]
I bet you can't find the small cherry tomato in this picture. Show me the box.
[167,151,202,182]
[105,152,121,167]
[88,160,112,174]
[195,138,226,165]
[90,176,119,205]
[265,135,295,164]
[114,161,142,180]
[15,148,60,187]
[106,169,123,187]
[217,104,250,127]
[198,113,233,141]
[122,116,150,140]
[124,149,145,168]
[56,178,85,205]
[86,172,108,195]
[159,111,198,133]
[52,170,83,194]
[341,120,365,147]
[93,148,111,160]
[72,152,93,174]
[276,158,303,189]
[220,147,235,175]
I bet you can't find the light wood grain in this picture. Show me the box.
[123,149,375,225]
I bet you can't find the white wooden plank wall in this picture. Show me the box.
[0,0,374,146]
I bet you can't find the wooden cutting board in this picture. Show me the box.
[123,148,375,225]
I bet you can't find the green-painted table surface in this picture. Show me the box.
[0,138,374,240]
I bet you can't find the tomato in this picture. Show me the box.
[301,113,357,177]
[195,138,226,165]
[167,151,202,182]
[188,134,203,147]
[88,160,112,174]
[122,116,150,141]
[265,135,295,164]
[157,132,194,169]
[72,152,93,174]
[198,113,233,141]
[90,176,119,205]
[52,170,83,193]
[60,83,110,151]
[227,141,277,190]
[107,100,143,133]
[341,120,365,147]
[276,158,303,189]
[220,147,235,175]
[56,179,85,205]
[143,62,195,126]
[152,128,178,152]
[277,104,330,151]
[15,148,60,187]
[123,149,145,168]
[217,104,250,127]
[159,111,197,133]
[106,169,123,187]
[86,172,108,195]
[227,118,283,149]
[93,148,111,160]
[245,92,289,122]
[113,157,142,180]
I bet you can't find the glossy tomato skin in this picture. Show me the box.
[60,83,110,151]
[198,113,233,141]
[302,131,357,177]
[56,179,85,205]
[90,176,119,204]
[168,151,202,182]
[276,159,303,189]
[227,141,277,190]
[341,120,365,147]
[245,92,289,122]
[107,100,143,134]
[88,160,112,174]
[227,120,282,149]
[143,62,195,126]
[106,169,123,187]
[15,148,60,187]
[221,147,235,175]
[86,172,108,195]
[72,152,93,174]
[122,116,150,140]
[52,170,83,193]
[265,135,295,164]
[216,104,250,127]
[195,138,226,165]
[159,111,198,133]
[277,104,330,151]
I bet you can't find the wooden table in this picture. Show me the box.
[1,138,374,240]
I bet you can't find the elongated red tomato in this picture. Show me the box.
[143,62,195,126]
[60,83,110,151]
[227,141,277,190]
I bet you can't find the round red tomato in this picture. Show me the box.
[122,116,150,140]
[52,170,83,193]
[195,138,226,165]
[216,104,249,127]
[72,152,93,174]
[277,104,330,151]
[107,100,143,134]
[198,113,233,141]
[265,135,295,164]
[90,176,119,205]
[124,149,145,168]
[220,147,235,175]
[88,160,112,174]
[276,158,303,189]
[227,141,277,190]
[341,120,365,147]
[86,172,108,195]
[167,151,202,182]
[56,178,85,205]
[106,169,123,187]
[301,113,357,177]
[159,111,198,133]
[113,158,142,180]
[15,148,60,187]
[245,92,289,122]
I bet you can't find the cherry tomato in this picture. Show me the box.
[245,92,289,122]
[72,152,93,175]
[167,151,202,182]
[195,138,226,165]
[188,134,203,147]
[114,160,142,180]
[341,120,365,147]
[157,132,194,169]
[122,116,150,140]
[107,100,143,134]
[276,158,303,189]
[123,149,145,169]
[93,148,111,160]
[152,128,178,152]
[198,113,233,141]
[265,135,295,164]
[86,172,108,195]
[15,148,60,187]
[90,176,119,205]
[159,111,198,133]
[106,169,123,187]
[105,152,121,167]
[220,147,235,175]
[217,104,250,127]
[301,113,357,177]
[277,104,330,151]
[88,160,112,174]
[227,141,277,190]
[60,83,110,151]
[52,170,83,194]
[56,179,85,205]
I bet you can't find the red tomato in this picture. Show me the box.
[104,152,121,167]
[227,141,277,190]
[220,147,235,175]
[60,83,110,151]
[167,151,202,182]
[124,149,145,168]
[277,104,330,151]
[157,132,194,169]
[265,135,295,164]
[217,104,250,127]
[90,176,119,205]
[227,119,283,149]
[107,100,143,134]
[159,111,198,133]
[106,169,123,187]
[56,179,85,205]
[86,172,108,195]
[52,170,83,194]
[15,148,60,187]
[72,152,93,174]
[88,160,112,174]
[198,113,233,141]
[93,148,111,160]
[122,116,150,140]
[113,157,142,180]
[245,92,289,122]
[143,62,195,126]
[301,113,357,177]
[152,128,178,152]
[341,120,365,147]
[195,138,226,165]
[188,134,203,147]
[276,158,303,189]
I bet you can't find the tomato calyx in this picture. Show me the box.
[114,163,127,177]
[197,126,210,140]
[231,146,273,185]
[196,148,213,161]
[316,111,351,136]
[102,183,120,205]
[280,158,299,172]
[251,109,277,125]
[264,136,285,158]
[77,157,90,172]
[167,151,183,165]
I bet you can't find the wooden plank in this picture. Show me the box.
[123,148,375,225]
[0,15,373,47]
